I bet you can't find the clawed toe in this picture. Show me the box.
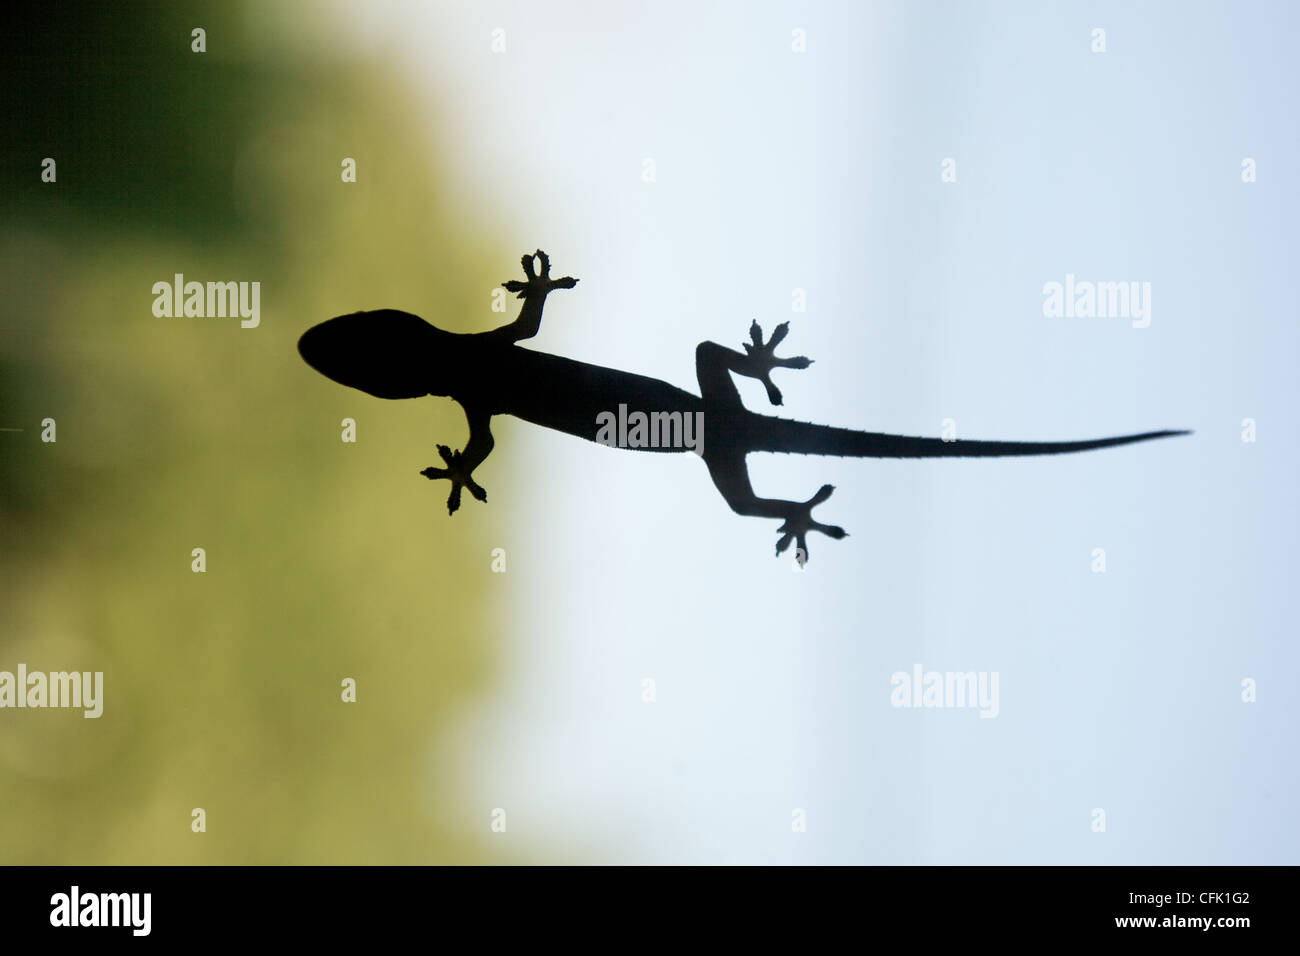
[504,250,578,299]
[741,320,813,407]
[421,445,487,515]
[774,484,848,565]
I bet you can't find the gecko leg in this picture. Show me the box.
[701,451,847,564]
[695,339,843,562]
[420,406,494,515]
[774,484,848,565]
[695,323,811,407]
[492,250,578,342]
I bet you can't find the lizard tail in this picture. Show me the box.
[754,418,1191,458]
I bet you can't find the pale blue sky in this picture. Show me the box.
[342,0,1298,863]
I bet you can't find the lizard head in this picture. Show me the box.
[299,309,448,399]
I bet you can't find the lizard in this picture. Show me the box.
[298,250,1189,563]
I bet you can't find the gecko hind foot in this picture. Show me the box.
[774,484,848,565]
[420,444,488,515]
[742,321,813,406]
[503,249,578,299]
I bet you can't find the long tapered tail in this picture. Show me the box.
[755,417,1191,458]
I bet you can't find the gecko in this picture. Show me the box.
[298,250,1189,562]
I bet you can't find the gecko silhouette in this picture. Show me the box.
[299,250,1189,562]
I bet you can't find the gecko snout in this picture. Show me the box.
[298,310,441,400]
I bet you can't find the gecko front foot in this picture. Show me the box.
[420,445,488,515]
[503,249,578,299]
[774,484,847,565]
[741,321,812,406]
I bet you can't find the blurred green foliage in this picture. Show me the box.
[1,2,519,863]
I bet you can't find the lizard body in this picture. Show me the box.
[299,251,1188,561]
